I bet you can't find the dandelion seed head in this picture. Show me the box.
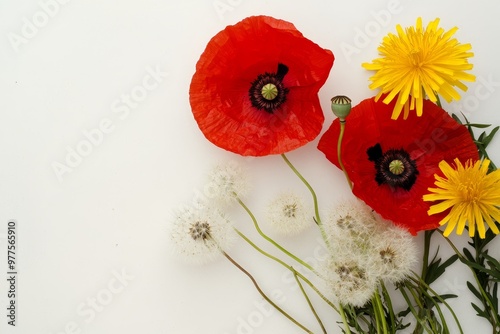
[168,205,236,265]
[372,225,418,282]
[324,199,383,253]
[267,191,311,236]
[207,160,250,205]
[321,256,377,307]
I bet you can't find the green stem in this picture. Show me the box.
[236,195,314,271]
[223,252,313,333]
[421,230,433,282]
[281,153,330,248]
[235,228,339,313]
[411,230,433,334]
[339,304,353,334]
[281,153,321,224]
[437,231,500,327]
[381,282,396,333]
[398,285,433,334]
[337,120,353,190]
[372,290,387,334]
[293,269,327,334]
[346,304,370,333]
[407,274,463,334]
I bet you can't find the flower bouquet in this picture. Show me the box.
[170,15,500,333]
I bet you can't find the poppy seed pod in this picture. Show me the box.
[331,95,351,120]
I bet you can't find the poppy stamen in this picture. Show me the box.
[368,143,419,191]
[249,63,289,113]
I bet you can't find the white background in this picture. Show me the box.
[1,0,500,333]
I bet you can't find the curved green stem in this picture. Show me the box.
[337,120,353,190]
[235,228,339,313]
[236,195,314,271]
[281,154,330,248]
[281,154,321,223]
[223,252,313,333]
[293,269,327,334]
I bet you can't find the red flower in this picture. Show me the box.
[189,16,334,156]
[317,96,479,234]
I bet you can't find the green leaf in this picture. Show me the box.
[485,253,500,269]
[426,254,458,285]
[484,255,500,282]
[471,302,487,318]
[437,294,458,300]
[478,132,487,145]
[468,225,498,253]
[492,283,499,312]
[463,247,475,262]
[397,307,411,318]
[461,257,490,274]
[483,126,499,147]
[452,113,463,124]
[467,281,483,301]
[468,123,493,128]
[461,112,471,124]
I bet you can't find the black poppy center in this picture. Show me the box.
[249,63,289,113]
[367,143,419,191]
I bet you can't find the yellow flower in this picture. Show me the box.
[363,17,475,120]
[423,158,500,239]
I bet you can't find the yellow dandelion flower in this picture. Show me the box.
[363,17,476,120]
[423,158,500,239]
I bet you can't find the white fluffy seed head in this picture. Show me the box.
[371,224,418,283]
[324,199,382,255]
[267,191,311,236]
[320,254,378,307]
[319,198,417,302]
[206,160,250,205]
[168,205,236,265]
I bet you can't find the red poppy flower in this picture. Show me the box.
[189,16,334,156]
[317,96,479,234]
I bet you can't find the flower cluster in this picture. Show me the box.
[173,14,500,334]
[318,95,479,234]
[321,200,416,307]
